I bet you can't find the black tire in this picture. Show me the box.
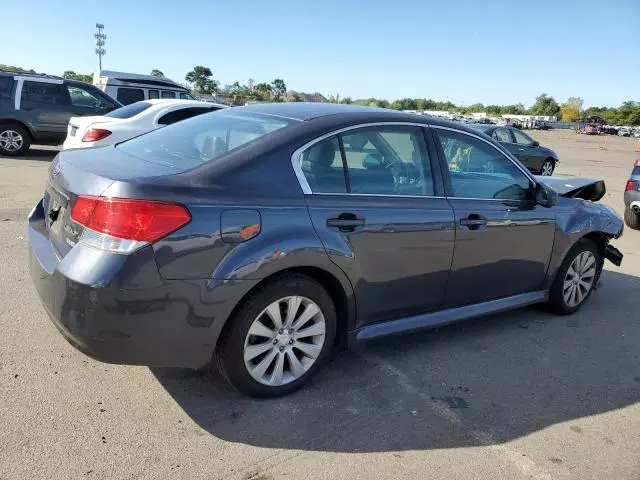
[0,124,31,156]
[540,159,555,176]
[547,239,601,315]
[215,274,336,398]
[624,206,640,230]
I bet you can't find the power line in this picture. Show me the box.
[95,23,106,70]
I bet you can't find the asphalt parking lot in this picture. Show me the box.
[1,132,639,480]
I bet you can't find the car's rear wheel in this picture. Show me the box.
[624,206,640,230]
[0,124,30,156]
[547,239,601,314]
[215,274,336,397]
[540,159,555,176]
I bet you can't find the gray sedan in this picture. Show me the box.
[28,103,623,397]
[472,124,559,175]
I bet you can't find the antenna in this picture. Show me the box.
[95,23,106,70]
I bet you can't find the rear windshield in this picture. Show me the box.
[116,109,294,169]
[105,102,152,119]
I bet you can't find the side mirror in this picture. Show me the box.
[531,140,539,147]
[535,182,558,208]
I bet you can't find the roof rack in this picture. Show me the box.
[0,70,63,80]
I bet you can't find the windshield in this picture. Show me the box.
[105,102,152,119]
[116,109,294,170]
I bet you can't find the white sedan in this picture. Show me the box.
[62,99,226,150]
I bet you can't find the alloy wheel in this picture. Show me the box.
[243,296,326,386]
[0,130,24,152]
[541,161,554,176]
[563,251,597,307]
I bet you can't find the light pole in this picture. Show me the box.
[95,23,106,70]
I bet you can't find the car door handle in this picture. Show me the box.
[460,215,487,230]
[518,148,525,151]
[327,214,365,232]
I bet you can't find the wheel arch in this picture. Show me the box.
[0,118,35,140]
[215,265,355,352]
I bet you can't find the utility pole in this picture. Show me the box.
[95,23,106,70]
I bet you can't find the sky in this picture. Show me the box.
[1,0,638,108]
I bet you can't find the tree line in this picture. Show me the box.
[2,64,639,125]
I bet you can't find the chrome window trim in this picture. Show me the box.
[290,121,537,203]
[290,121,431,196]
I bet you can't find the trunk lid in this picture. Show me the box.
[44,147,184,257]
[66,115,122,145]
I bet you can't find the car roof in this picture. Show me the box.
[231,102,485,132]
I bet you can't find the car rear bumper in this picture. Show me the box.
[623,189,640,207]
[28,200,257,369]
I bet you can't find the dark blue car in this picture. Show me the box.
[28,103,623,397]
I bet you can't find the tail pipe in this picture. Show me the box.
[631,201,640,215]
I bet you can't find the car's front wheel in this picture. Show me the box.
[215,274,336,397]
[624,206,640,230]
[540,159,555,176]
[0,124,30,156]
[547,239,601,314]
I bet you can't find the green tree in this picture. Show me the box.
[340,96,353,104]
[271,78,287,101]
[150,69,164,77]
[254,82,273,101]
[529,94,561,117]
[185,66,219,94]
[62,71,92,83]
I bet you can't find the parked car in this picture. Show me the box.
[471,124,559,175]
[633,128,640,138]
[63,99,226,150]
[618,127,632,137]
[0,72,120,156]
[93,70,194,105]
[28,103,623,397]
[624,158,640,230]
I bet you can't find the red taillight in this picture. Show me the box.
[71,196,191,242]
[81,128,112,142]
[626,180,636,192]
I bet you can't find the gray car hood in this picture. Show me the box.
[535,176,606,202]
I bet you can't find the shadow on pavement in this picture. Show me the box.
[0,147,58,162]
[152,269,640,452]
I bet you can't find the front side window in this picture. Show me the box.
[299,126,434,196]
[67,85,101,108]
[512,129,534,145]
[161,91,176,99]
[21,81,70,105]
[492,128,513,143]
[117,110,292,171]
[116,88,144,105]
[435,129,532,201]
[179,92,194,100]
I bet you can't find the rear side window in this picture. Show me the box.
[21,81,70,105]
[157,106,221,125]
[300,126,434,196]
[116,88,144,105]
[105,102,152,119]
[161,91,176,99]
[301,137,347,193]
[148,89,159,99]
[493,128,513,143]
[0,77,14,100]
[117,110,293,170]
